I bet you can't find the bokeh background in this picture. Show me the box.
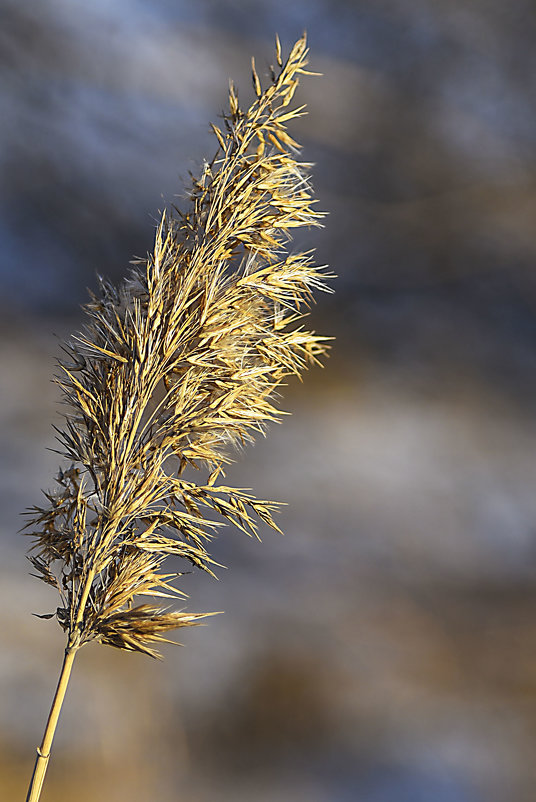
[3,2,536,800]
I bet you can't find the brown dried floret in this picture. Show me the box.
[95,604,212,659]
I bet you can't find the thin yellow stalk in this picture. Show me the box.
[25,644,79,802]
[26,565,95,802]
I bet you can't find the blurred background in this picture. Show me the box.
[2,1,536,800]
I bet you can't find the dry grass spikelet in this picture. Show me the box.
[25,33,332,661]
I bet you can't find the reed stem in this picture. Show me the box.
[25,644,78,802]
[23,32,330,801]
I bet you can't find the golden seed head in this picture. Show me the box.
[25,34,333,658]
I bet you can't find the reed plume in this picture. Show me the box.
[24,34,331,802]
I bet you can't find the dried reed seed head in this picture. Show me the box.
[25,34,333,658]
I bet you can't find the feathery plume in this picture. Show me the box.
[24,34,332,802]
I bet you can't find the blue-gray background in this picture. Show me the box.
[3,2,536,800]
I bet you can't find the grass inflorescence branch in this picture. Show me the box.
[24,34,332,802]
